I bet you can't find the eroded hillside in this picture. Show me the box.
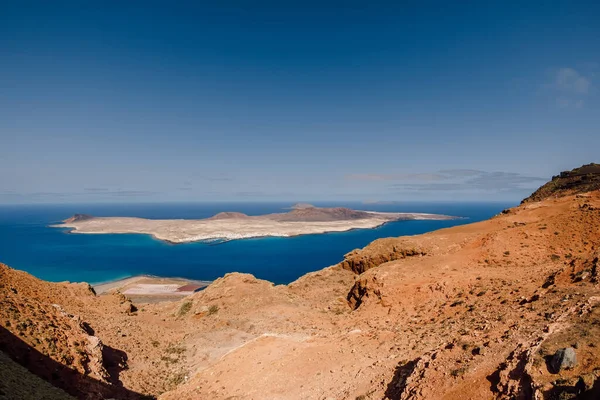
[1,167,600,400]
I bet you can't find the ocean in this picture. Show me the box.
[0,202,512,285]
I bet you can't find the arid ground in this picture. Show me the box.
[55,206,454,243]
[2,166,600,399]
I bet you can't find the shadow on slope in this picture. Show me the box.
[0,325,153,400]
[384,358,420,399]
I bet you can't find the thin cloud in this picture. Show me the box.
[205,177,234,182]
[198,174,234,182]
[183,175,235,184]
[111,190,157,197]
[389,171,547,193]
[553,67,590,94]
[346,173,447,182]
[544,66,593,108]
[348,169,490,182]
[0,191,22,198]
[437,169,485,177]
[1,190,159,199]
[556,97,584,109]
[233,190,296,198]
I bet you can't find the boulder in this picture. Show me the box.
[551,347,577,373]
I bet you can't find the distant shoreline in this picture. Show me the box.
[58,215,467,246]
[92,274,212,295]
[52,206,458,244]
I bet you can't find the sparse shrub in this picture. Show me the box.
[151,340,160,348]
[169,371,187,387]
[178,301,192,317]
[450,367,468,377]
[165,343,186,355]
[503,251,510,256]
[208,305,219,315]
[161,355,178,366]
[550,254,561,261]
[60,353,74,365]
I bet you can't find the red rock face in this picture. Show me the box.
[63,214,94,224]
[207,212,250,220]
[273,207,375,222]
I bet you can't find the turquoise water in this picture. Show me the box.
[0,202,512,284]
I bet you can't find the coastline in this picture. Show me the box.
[56,216,463,246]
[92,275,149,294]
[93,274,212,295]
[53,211,458,244]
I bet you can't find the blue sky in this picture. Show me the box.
[1,1,598,203]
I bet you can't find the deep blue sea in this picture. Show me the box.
[0,202,512,285]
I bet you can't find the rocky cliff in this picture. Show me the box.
[522,163,600,203]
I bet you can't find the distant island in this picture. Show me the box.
[54,204,456,243]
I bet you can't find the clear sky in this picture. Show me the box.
[1,1,598,203]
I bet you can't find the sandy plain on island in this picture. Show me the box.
[55,207,456,244]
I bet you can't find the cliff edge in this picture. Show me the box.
[522,163,600,203]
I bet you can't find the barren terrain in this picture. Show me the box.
[2,167,600,399]
[54,205,455,243]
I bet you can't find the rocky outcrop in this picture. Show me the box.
[340,238,426,274]
[550,348,577,373]
[347,276,382,309]
[522,163,600,203]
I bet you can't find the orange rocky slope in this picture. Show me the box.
[161,190,600,400]
[1,166,600,399]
